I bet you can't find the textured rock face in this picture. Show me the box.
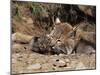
[78,5,96,17]
[12,32,33,44]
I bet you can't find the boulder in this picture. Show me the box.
[78,5,95,17]
[12,32,33,44]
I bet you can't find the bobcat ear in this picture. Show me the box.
[73,27,76,30]
[55,17,61,24]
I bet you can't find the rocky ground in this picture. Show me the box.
[12,43,96,74]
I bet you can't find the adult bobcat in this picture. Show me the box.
[29,22,74,54]
[47,22,77,54]
[48,22,96,54]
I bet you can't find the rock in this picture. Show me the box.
[12,32,33,43]
[59,54,65,57]
[75,22,95,32]
[54,54,58,56]
[27,63,41,70]
[27,18,33,24]
[78,5,95,17]
[22,17,27,21]
[52,59,66,67]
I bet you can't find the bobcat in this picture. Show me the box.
[29,35,52,54]
[52,29,96,54]
[48,22,73,46]
[48,22,96,54]
[29,22,74,54]
[29,21,96,55]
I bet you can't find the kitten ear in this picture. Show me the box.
[55,17,61,24]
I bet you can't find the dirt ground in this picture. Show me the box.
[12,43,96,74]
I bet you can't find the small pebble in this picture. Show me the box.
[53,60,66,67]
[27,63,41,70]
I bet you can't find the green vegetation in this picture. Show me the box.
[14,3,22,18]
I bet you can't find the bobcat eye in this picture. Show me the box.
[57,40,61,41]
[69,31,76,38]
